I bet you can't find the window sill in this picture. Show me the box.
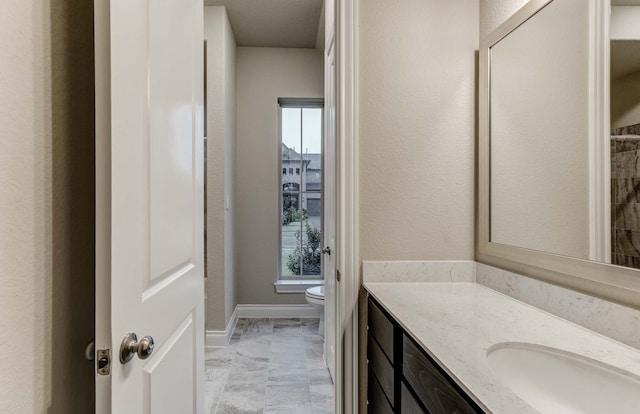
[274,279,323,293]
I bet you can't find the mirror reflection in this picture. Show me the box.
[489,0,640,270]
[490,0,591,259]
[611,1,640,268]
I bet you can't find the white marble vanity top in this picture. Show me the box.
[363,282,640,413]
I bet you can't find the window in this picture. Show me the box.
[283,168,286,175]
[279,99,323,279]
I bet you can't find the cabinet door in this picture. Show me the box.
[368,333,395,406]
[403,336,481,414]
[368,297,395,363]
[369,367,394,414]
[401,382,426,414]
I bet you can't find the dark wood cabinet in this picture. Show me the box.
[368,297,395,363]
[368,333,395,404]
[403,335,480,414]
[367,296,399,412]
[400,382,426,414]
[369,367,394,414]
[367,296,485,414]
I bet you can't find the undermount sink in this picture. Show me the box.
[487,343,640,414]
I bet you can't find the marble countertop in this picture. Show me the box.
[364,282,640,414]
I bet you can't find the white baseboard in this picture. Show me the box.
[205,304,321,349]
[236,304,321,319]
[205,306,239,349]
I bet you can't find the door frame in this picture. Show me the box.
[95,0,360,411]
[94,0,111,410]
[334,0,360,412]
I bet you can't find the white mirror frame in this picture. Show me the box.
[478,0,640,310]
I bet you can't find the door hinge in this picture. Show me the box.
[336,268,341,282]
[97,348,111,376]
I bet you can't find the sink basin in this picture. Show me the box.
[487,343,640,414]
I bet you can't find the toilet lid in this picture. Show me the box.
[306,286,324,299]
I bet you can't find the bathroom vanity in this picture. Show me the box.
[367,295,482,414]
[364,281,640,414]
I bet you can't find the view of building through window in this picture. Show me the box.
[281,106,323,278]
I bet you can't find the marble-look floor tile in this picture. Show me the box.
[205,345,237,367]
[217,382,266,413]
[309,382,333,401]
[242,318,274,337]
[263,402,313,414]
[226,367,269,386]
[270,342,306,357]
[303,335,323,346]
[216,404,264,414]
[268,358,308,371]
[273,326,303,337]
[232,353,270,371]
[267,368,308,385]
[307,368,332,385]
[311,404,334,414]
[265,383,311,409]
[304,344,325,369]
[204,365,230,412]
[273,318,301,326]
[263,401,313,414]
[237,338,272,360]
[270,334,304,345]
[205,318,333,413]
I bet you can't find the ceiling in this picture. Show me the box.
[205,0,324,49]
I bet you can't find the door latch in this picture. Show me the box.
[97,348,111,375]
[336,268,341,282]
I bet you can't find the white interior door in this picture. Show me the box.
[94,0,205,413]
[324,33,338,385]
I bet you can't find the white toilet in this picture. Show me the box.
[305,286,325,337]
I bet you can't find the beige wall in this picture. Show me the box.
[612,71,640,129]
[611,7,640,129]
[479,0,529,40]
[236,47,323,304]
[0,1,95,413]
[358,0,479,262]
[358,2,479,411]
[204,6,237,331]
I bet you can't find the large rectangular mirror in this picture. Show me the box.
[478,0,640,308]
[611,1,640,267]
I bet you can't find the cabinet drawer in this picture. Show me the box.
[368,297,395,363]
[401,382,426,414]
[403,335,482,414]
[368,332,395,406]
[368,367,394,414]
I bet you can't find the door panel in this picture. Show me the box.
[95,0,204,412]
[143,314,196,414]
[148,0,196,281]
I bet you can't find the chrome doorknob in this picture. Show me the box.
[120,333,155,364]
[322,246,332,255]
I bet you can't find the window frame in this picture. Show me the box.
[277,98,325,282]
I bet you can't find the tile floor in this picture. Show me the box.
[204,318,334,414]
